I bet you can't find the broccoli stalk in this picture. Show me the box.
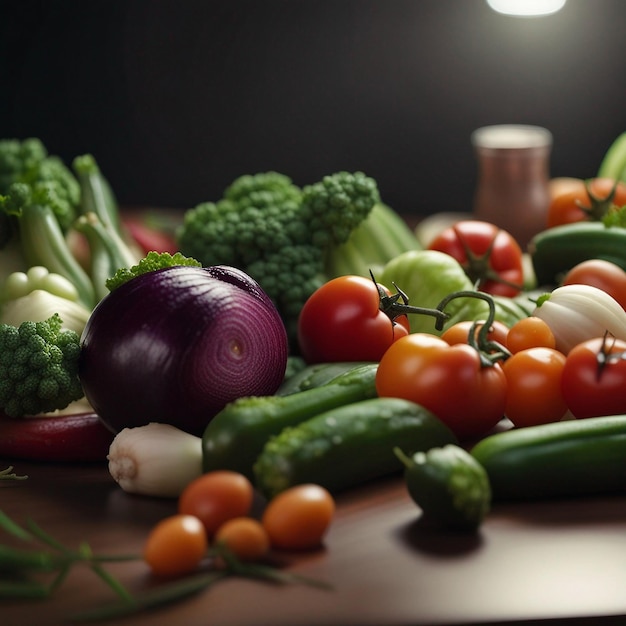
[0,313,83,417]
[177,171,382,347]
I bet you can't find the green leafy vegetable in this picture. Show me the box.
[177,171,380,346]
[0,313,83,417]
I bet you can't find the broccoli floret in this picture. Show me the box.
[177,171,379,348]
[0,313,83,417]
[106,251,202,291]
[0,138,80,232]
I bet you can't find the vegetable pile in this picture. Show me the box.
[4,132,626,618]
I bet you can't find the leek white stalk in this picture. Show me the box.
[108,422,203,497]
[533,284,626,354]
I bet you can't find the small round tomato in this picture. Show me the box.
[178,471,254,537]
[144,514,208,578]
[441,319,509,349]
[502,347,568,427]
[562,259,626,310]
[376,333,507,440]
[297,275,409,363]
[214,517,270,562]
[561,335,626,418]
[262,484,335,550]
[506,316,557,353]
[428,220,524,297]
[547,177,626,228]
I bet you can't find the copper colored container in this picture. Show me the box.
[471,124,552,250]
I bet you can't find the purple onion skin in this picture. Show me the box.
[79,266,288,436]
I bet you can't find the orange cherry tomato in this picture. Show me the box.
[502,347,568,427]
[214,517,270,562]
[506,316,557,353]
[562,259,626,310]
[144,514,208,578]
[441,319,509,349]
[179,471,254,537]
[547,177,626,228]
[262,484,335,550]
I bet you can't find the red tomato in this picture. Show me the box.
[376,333,507,440]
[562,259,626,311]
[441,319,509,350]
[297,275,410,363]
[178,471,254,537]
[547,177,626,228]
[561,335,626,418]
[502,347,568,427]
[428,220,524,297]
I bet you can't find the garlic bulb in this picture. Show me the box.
[533,284,626,354]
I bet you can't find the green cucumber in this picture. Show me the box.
[470,415,626,501]
[202,363,379,479]
[529,221,626,286]
[277,361,374,396]
[253,397,458,497]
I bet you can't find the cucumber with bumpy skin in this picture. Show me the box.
[277,361,374,396]
[529,221,626,286]
[202,363,379,480]
[253,397,458,498]
[470,414,626,501]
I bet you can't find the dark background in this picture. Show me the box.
[1,0,624,216]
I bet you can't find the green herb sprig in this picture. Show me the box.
[0,509,330,622]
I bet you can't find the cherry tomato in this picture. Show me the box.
[562,259,626,311]
[297,275,409,363]
[144,514,208,578]
[506,316,557,353]
[178,471,254,537]
[441,319,509,349]
[561,335,626,418]
[214,517,270,562]
[547,177,626,228]
[376,333,507,440]
[428,220,524,297]
[502,347,568,427]
[262,484,335,550]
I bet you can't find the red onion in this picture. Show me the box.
[79,265,288,435]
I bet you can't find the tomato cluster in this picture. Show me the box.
[377,314,626,440]
[144,471,335,578]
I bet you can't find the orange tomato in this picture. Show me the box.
[547,177,626,228]
[144,514,208,578]
[262,484,335,550]
[179,471,254,537]
[506,316,557,353]
[214,517,270,562]
[502,347,568,427]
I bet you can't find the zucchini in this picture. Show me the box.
[253,397,458,498]
[202,363,379,479]
[276,361,374,396]
[529,222,626,286]
[470,415,626,501]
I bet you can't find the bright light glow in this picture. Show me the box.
[486,0,567,17]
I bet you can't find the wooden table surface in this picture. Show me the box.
[2,457,626,626]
